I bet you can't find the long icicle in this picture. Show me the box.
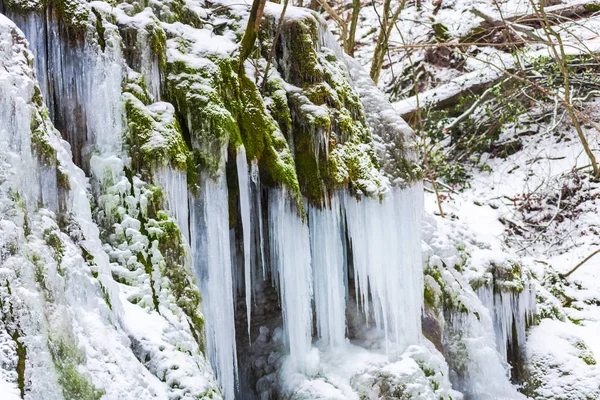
[236,145,253,341]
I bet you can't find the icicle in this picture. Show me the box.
[268,189,313,372]
[150,57,161,101]
[40,163,59,213]
[236,146,253,340]
[344,183,424,355]
[476,283,536,364]
[190,168,238,400]
[309,194,346,347]
[154,166,189,243]
[250,160,266,280]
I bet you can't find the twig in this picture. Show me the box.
[443,83,499,132]
[562,248,600,278]
[388,41,550,49]
[261,0,289,92]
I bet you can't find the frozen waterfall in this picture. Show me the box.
[477,284,536,366]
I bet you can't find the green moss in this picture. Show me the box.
[44,229,65,269]
[91,8,106,52]
[432,23,451,41]
[424,281,437,309]
[30,107,57,167]
[266,80,293,138]
[57,168,71,191]
[153,219,205,348]
[278,17,324,85]
[165,56,242,176]
[52,0,91,33]
[573,340,597,365]
[147,22,167,71]
[584,2,600,12]
[9,189,30,236]
[13,330,27,397]
[3,0,46,12]
[0,281,27,398]
[581,353,597,365]
[426,262,470,314]
[165,54,302,205]
[238,75,302,203]
[137,252,160,312]
[491,261,526,293]
[49,336,104,400]
[124,74,152,105]
[98,282,113,311]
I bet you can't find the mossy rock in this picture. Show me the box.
[122,90,196,184]
[259,11,387,206]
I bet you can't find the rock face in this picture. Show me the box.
[0,0,536,398]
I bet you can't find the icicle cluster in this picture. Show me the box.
[477,284,536,364]
[345,184,425,353]
[190,167,239,400]
[309,194,347,348]
[267,190,314,373]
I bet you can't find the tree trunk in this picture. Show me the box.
[238,0,268,75]
[347,0,360,56]
[369,0,405,83]
[369,0,391,83]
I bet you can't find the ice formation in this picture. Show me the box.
[345,184,425,354]
[477,284,537,365]
[154,167,190,243]
[236,146,253,339]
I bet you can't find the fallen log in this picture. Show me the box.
[394,70,506,122]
